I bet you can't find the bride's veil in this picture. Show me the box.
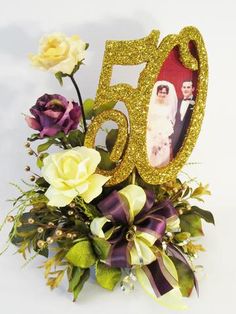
[149,80,178,124]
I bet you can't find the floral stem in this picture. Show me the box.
[59,137,69,149]
[69,75,87,133]
[131,169,136,185]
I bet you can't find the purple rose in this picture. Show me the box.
[25,94,81,137]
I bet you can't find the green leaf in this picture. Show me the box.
[180,213,204,237]
[92,237,111,260]
[170,257,194,297]
[94,101,116,115]
[12,223,37,245]
[190,206,215,225]
[83,98,95,119]
[55,71,68,86]
[37,141,53,153]
[68,267,84,292]
[72,268,90,302]
[55,72,63,85]
[75,198,101,219]
[37,153,49,169]
[71,60,84,76]
[191,184,211,200]
[10,233,24,245]
[27,133,40,142]
[67,129,84,147]
[51,131,66,139]
[10,216,36,245]
[182,186,191,198]
[95,261,121,291]
[35,177,49,188]
[34,244,49,258]
[83,100,116,119]
[16,213,37,233]
[174,232,191,242]
[106,129,118,152]
[85,204,101,218]
[74,220,90,234]
[96,148,116,170]
[85,43,89,50]
[66,240,96,268]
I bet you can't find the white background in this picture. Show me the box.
[0,0,235,313]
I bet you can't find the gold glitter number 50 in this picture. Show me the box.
[84,26,208,186]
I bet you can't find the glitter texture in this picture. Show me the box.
[84,109,129,182]
[84,26,208,186]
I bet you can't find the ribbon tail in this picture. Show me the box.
[107,239,131,268]
[135,252,187,310]
[167,243,199,296]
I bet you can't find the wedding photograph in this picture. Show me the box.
[147,45,197,168]
[147,80,177,167]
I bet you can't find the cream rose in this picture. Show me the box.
[30,33,87,75]
[41,147,109,207]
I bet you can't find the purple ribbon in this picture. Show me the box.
[142,254,177,296]
[107,239,132,268]
[136,215,166,239]
[167,243,199,295]
[97,190,178,267]
[97,189,179,297]
[98,191,130,224]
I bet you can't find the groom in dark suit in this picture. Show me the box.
[172,80,195,157]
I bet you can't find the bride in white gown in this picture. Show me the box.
[147,80,178,167]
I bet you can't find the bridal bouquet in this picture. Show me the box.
[0,31,214,310]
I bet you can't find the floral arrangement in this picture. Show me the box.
[0,32,214,310]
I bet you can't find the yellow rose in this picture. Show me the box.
[30,33,87,75]
[41,147,109,207]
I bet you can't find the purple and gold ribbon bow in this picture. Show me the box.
[90,184,184,305]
